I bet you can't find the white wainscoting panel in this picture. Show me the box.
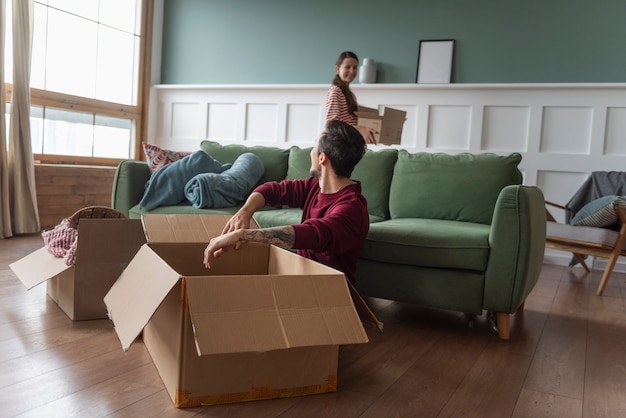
[606,107,626,155]
[481,106,530,152]
[148,83,626,269]
[207,103,238,141]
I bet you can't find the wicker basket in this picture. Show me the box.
[69,206,127,224]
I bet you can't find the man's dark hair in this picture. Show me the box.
[318,120,366,178]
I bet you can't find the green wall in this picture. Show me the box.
[161,0,626,84]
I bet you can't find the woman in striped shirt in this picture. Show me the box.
[325,51,377,144]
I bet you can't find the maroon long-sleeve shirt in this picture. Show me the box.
[254,177,369,284]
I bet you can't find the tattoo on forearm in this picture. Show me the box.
[242,227,295,248]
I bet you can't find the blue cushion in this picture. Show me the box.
[570,195,626,227]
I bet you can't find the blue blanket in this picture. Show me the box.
[184,152,264,208]
[139,150,232,210]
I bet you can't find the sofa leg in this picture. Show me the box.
[496,313,510,340]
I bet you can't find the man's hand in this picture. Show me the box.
[222,210,252,235]
[220,191,265,250]
[203,226,296,269]
[203,229,245,269]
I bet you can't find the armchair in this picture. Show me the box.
[546,201,626,295]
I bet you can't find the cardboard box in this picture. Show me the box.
[104,214,371,408]
[10,218,146,320]
[355,105,407,145]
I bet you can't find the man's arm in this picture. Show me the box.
[203,225,295,269]
[222,191,266,234]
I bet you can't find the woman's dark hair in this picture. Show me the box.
[332,51,359,115]
[319,119,366,178]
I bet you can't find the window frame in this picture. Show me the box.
[3,0,154,167]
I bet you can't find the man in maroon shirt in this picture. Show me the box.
[203,119,368,285]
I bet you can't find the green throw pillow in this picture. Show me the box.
[286,146,398,219]
[286,146,312,180]
[351,149,398,219]
[571,195,626,227]
[389,151,523,224]
[200,140,289,184]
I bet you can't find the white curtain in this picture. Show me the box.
[1,0,39,238]
[0,0,10,237]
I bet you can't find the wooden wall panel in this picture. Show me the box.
[148,83,626,270]
[35,164,116,229]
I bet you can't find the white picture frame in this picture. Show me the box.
[416,39,455,84]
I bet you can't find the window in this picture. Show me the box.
[3,0,152,165]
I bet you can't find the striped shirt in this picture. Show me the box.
[325,85,358,125]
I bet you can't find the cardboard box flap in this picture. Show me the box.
[104,244,181,351]
[269,245,383,331]
[141,214,258,243]
[357,105,378,114]
[380,107,407,141]
[10,247,71,290]
[354,111,383,121]
[186,274,368,355]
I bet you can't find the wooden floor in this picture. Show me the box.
[2,234,626,417]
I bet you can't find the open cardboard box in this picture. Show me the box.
[104,214,377,408]
[10,218,146,320]
[355,105,407,145]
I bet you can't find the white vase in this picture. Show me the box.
[359,58,377,84]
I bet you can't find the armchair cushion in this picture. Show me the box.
[570,195,626,227]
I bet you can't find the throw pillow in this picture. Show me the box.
[389,151,523,224]
[142,142,192,172]
[570,195,626,227]
[351,149,398,220]
[286,146,312,180]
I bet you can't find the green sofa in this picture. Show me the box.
[111,140,547,339]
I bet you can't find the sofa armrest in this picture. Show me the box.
[483,185,547,313]
[111,160,151,216]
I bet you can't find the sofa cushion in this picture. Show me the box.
[200,140,289,185]
[286,146,312,180]
[254,208,304,228]
[352,149,398,220]
[389,151,522,225]
[360,218,491,271]
[128,203,242,219]
[127,203,284,219]
[286,146,397,220]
